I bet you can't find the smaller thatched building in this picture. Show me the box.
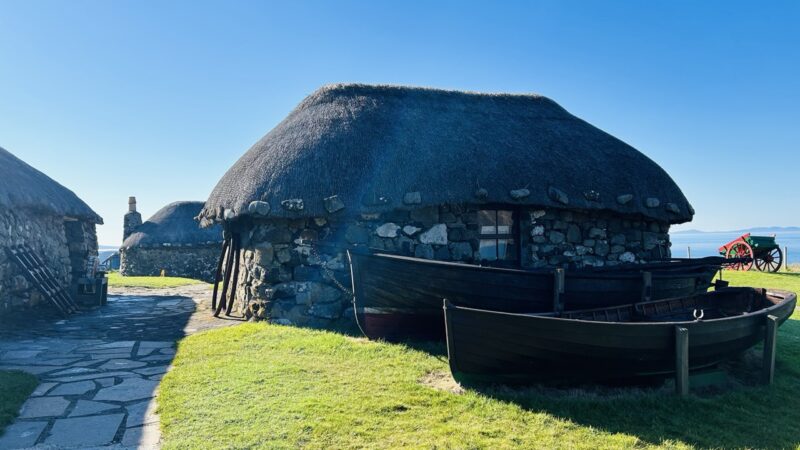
[0,146,102,314]
[119,200,222,281]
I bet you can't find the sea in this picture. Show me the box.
[670,230,800,264]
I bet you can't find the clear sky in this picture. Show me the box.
[1,0,797,245]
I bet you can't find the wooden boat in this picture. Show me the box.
[444,287,796,384]
[348,251,722,341]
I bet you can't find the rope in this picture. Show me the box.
[302,241,354,296]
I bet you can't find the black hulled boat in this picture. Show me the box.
[349,251,723,341]
[444,287,796,384]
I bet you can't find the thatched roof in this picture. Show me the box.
[0,146,103,223]
[201,84,693,224]
[123,201,222,248]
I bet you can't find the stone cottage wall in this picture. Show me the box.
[231,204,670,328]
[0,206,98,315]
[119,245,220,282]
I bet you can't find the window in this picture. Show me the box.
[478,209,518,264]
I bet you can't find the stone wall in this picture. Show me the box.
[119,245,220,282]
[231,204,671,328]
[0,206,98,315]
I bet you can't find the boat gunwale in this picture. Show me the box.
[443,288,796,327]
[358,252,720,281]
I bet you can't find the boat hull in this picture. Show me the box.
[444,288,796,383]
[349,252,720,341]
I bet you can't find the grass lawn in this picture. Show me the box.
[107,271,206,288]
[159,270,800,449]
[0,371,38,435]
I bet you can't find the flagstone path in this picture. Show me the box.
[0,284,240,449]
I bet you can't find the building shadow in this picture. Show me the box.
[0,290,238,448]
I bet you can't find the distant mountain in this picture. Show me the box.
[673,226,800,234]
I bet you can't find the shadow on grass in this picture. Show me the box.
[299,307,800,448]
[450,318,800,449]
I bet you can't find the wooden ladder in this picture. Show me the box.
[5,245,79,317]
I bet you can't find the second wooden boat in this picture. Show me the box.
[348,251,722,341]
[444,287,796,384]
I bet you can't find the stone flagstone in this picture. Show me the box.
[49,366,98,376]
[0,365,60,375]
[45,413,125,447]
[0,420,47,448]
[46,370,136,383]
[94,377,159,402]
[69,399,120,417]
[134,366,169,376]
[3,350,41,359]
[99,358,148,370]
[122,423,162,448]
[30,382,57,396]
[125,399,160,427]
[96,377,116,387]
[49,380,96,396]
[18,396,70,418]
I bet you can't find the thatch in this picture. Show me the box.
[201,84,693,224]
[123,201,222,248]
[0,146,103,223]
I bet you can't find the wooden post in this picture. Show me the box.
[675,326,689,396]
[687,246,692,259]
[762,314,778,385]
[641,271,652,302]
[552,268,565,313]
[784,246,789,272]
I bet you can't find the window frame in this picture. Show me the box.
[477,206,521,267]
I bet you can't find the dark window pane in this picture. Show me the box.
[497,210,513,235]
[479,239,497,260]
[498,239,516,260]
[478,210,497,234]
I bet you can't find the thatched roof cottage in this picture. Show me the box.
[120,200,222,281]
[0,146,102,314]
[200,84,693,326]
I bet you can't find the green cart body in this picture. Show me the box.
[718,233,783,272]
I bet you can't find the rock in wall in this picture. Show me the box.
[0,206,98,315]
[119,245,220,282]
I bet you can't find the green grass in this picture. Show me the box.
[107,271,206,288]
[159,271,800,449]
[0,371,38,435]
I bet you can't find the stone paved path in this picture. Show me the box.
[0,285,241,449]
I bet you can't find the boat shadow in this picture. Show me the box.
[450,318,800,449]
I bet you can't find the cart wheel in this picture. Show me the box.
[755,247,783,273]
[727,242,754,271]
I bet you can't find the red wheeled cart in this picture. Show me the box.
[719,233,783,272]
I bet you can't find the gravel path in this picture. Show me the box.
[0,284,241,449]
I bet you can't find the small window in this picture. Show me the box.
[478,209,518,264]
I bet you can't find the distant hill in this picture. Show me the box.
[673,226,800,234]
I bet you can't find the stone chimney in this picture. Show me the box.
[123,196,142,242]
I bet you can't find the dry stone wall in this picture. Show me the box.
[232,204,671,328]
[119,246,220,282]
[0,207,97,315]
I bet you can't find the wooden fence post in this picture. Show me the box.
[762,315,778,385]
[552,268,565,313]
[641,271,652,302]
[784,246,789,272]
[675,326,689,396]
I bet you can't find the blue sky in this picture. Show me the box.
[0,0,797,245]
